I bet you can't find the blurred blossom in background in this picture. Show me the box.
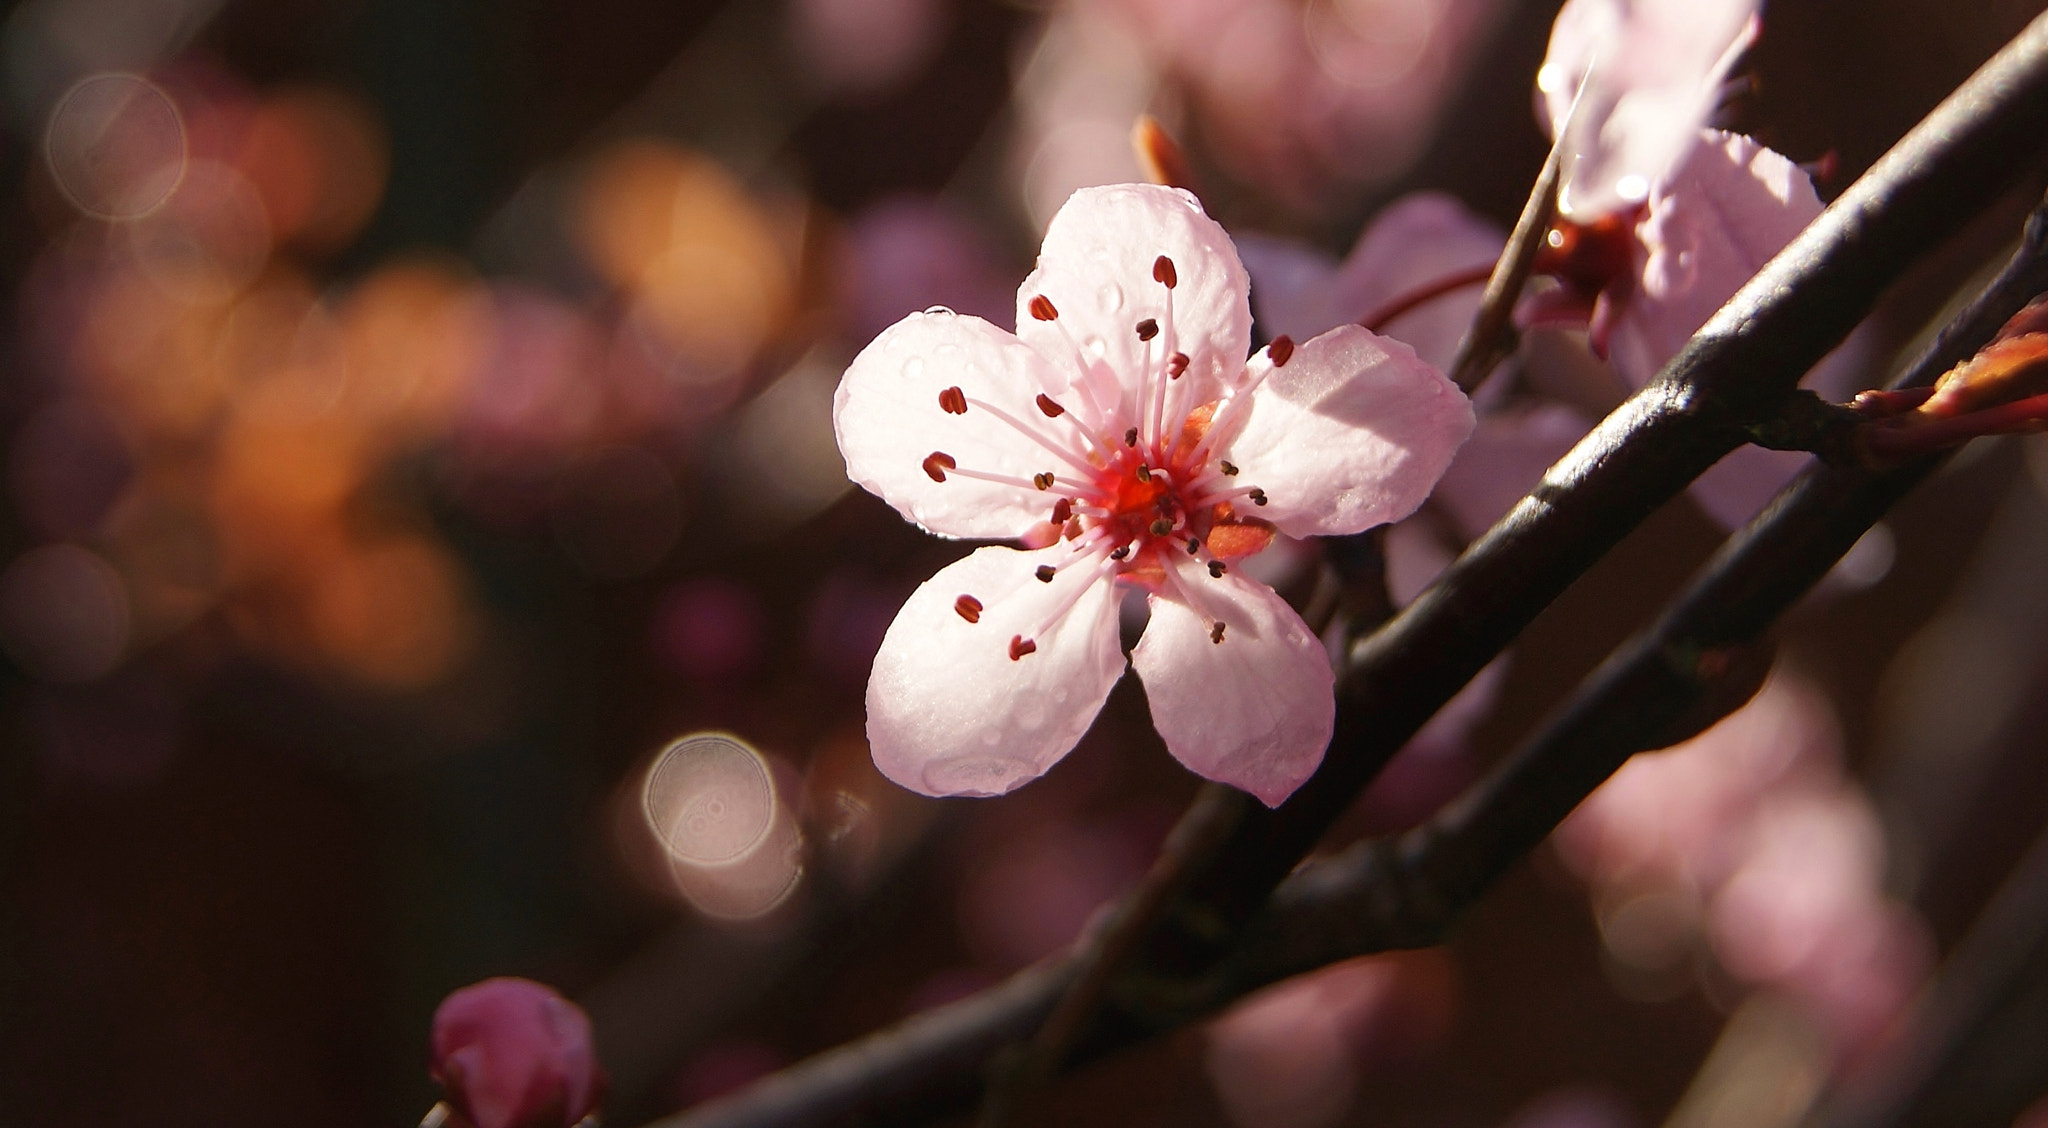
[4,2,2048,1128]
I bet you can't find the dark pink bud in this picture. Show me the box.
[430,978,606,1128]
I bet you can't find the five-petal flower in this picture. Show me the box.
[834,184,1474,806]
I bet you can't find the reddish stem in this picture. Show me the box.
[1358,262,1499,333]
[1861,389,2048,460]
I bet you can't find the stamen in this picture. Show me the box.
[1029,295,1059,322]
[1268,335,1295,367]
[954,595,983,623]
[1035,565,1056,583]
[1124,428,1138,447]
[1110,545,1131,561]
[1210,622,1226,644]
[1219,460,1239,476]
[1185,537,1201,555]
[1050,497,1073,525]
[923,452,956,482]
[1033,472,1056,490]
[1249,488,1268,506]
[1149,518,1173,536]
[1135,464,1151,482]
[1153,255,1177,289]
[1035,394,1065,418]
[1064,519,1084,540]
[1208,560,1227,578]
[1167,352,1189,379]
[1136,318,1159,341]
[1009,636,1037,660]
[961,394,1095,474]
[938,386,968,414]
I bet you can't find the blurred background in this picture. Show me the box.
[4,1,2048,1126]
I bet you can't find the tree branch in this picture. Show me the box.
[643,13,2048,1126]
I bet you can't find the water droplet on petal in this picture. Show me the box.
[903,356,925,379]
[927,755,1033,795]
[1096,282,1124,314]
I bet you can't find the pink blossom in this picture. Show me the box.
[429,978,606,1128]
[835,184,1473,805]
[1536,0,1760,221]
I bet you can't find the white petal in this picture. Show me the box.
[1607,131,1823,388]
[866,544,1125,798]
[834,309,1081,539]
[1015,184,1252,418]
[1218,324,1475,539]
[1131,558,1333,807]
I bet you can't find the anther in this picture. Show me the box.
[1210,622,1226,644]
[1154,255,1177,289]
[1150,518,1173,536]
[1268,335,1295,367]
[1136,318,1159,341]
[1110,545,1131,561]
[1208,560,1227,578]
[1249,487,1268,506]
[938,386,968,414]
[1050,498,1073,525]
[1219,460,1239,476]
[954,595,983,623]
[1035,394,1065,418]
[1135,464,1151,482]
[923,452,956,482]
[1185,537,1200,555]
[1124,427,1139,447]
[1035,565,1056,583]
[1029,295,1059,321]
[1009,635,1037,661]
[1033,472,1055,490]
[1167,352,1189,379]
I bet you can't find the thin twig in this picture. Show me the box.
[974,785,1245,1127]
[1446,140,1561,393]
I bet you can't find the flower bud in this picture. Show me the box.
[429,978,606,1128]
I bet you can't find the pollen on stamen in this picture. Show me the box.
[1124,428,1139,447]
[1135,464,1151,483]
[938,386,968,414]
[1268,336,1295,367]
[1167,352,1189,379]
[1219,460,1239,476]
[1249,487,1268,506]
[1154,255,1177,289]
[1210,622,1226,644]
[1034,565,1056,583]
[1185,537,1200,555]
[1033,472,1055,490]
[1110,545,1131,561]
[923,452,957,482]
[1035,394,1065,418]
[1136,318,1159,341]
[1009,635,1038,661]
[1208,560,1227,578]
[1149,518,1172,536]
[1029,295,1059,321]
[1050,497,1073,524]
[954,595,983,623]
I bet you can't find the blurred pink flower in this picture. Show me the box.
[836,184,1473,804]
[838,196,1014,346]
[1087,0,1504,209]
[430,978,606,1128]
